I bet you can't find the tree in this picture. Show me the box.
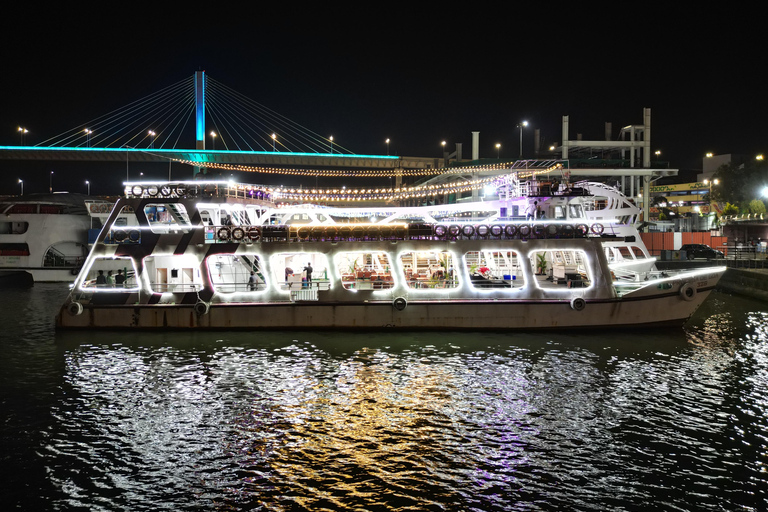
[748,199,766,214]
[712,159,768,206]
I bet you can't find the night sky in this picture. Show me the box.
[2,6,764,195]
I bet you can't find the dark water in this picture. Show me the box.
[2,285,768,511]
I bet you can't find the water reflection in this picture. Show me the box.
[3,288,768,510]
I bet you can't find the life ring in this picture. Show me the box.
[367,226,380,238]
[194,301,210,316]
[217,227,231,240]
[561,224,574,237]
[146,185,159,197]
[393,297,407,311]
[231,227,246,241]
[505,225,517,238]
[70,267,81,276]
[476,225,489,238]
[434,225,447,238]
[339,226,352,239]
[202,184,216,197]
[518,224,531,238]
[160,185,172,197]
[131,185,143,197]
[680,282,697,301]
[101,204,110,213]
[89,204,100,213]
[575,224,589,237]
[532,224,546,238]
[175,185,186,197]
[591,223,605,235]
[490,225,503,237]
[379,225,392,238]
[570,297,586,311]
[311,226,325,239]
[352,226,365,238]
[128,230,141,242]
[394,226,407,239]
[297,227,310,239]
[325,226,338,239]
[113,229,128,242]
[67,301,83,316]
[448,225,461,238]
[247,227,261,241]
[462,225,475,238]
[545,224,560,238]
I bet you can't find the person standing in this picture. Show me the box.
[248,271,257,291]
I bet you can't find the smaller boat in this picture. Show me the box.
[0,193,126,282]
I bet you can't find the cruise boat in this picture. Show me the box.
[55,178,725,330]
[0,192,123,283]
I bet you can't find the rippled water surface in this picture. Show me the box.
[2,284,768,511]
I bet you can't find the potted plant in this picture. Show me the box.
[536,253,548,275]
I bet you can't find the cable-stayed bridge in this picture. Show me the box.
[0,71,433,175]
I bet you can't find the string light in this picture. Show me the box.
[207,163,564,204]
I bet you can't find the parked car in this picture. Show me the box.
[680,243,724,259]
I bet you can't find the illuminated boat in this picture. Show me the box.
[55,179,725,330]
[0,193,126,283]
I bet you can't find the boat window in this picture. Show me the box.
[335,251,394,290]
[270,252,331,291]
[530,250,591,289]
[144,255,201,293]
[398,251,458,290]
[79,257,138,291]
[554,206,566,220]
[206,253,267,293]
[568,204,583,219]
[0,243,30,256]
[0,221,28,235]
[142,203,192,234]
[464,250,524,289]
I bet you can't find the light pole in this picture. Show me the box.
[18,179,23,196]
[18,127,28,145]
[517,121,528,158]
[84,128,92,147]
[86,180,90,195]
[148,130,156,148]
[49,171,54,193]
[329,135,334,154]
[385,138,390,156]
[271,133,276,151]
[210,131,217,150]
[496,143,501,159]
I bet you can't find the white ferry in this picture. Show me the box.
[56,178,725,330]
[0,193,124,283]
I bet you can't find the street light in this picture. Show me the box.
[271,133,277,151]
[496,143,501,159]
[17,127,28,145]
[84,128,93,147]
[148,130,156,148]
[210,131,217,150]
[18,179,23,196]
[86,180,90,195]
[49,171,54,193]
[385,138,390,156]
[329,135,334,154]
[517,121,528,158]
